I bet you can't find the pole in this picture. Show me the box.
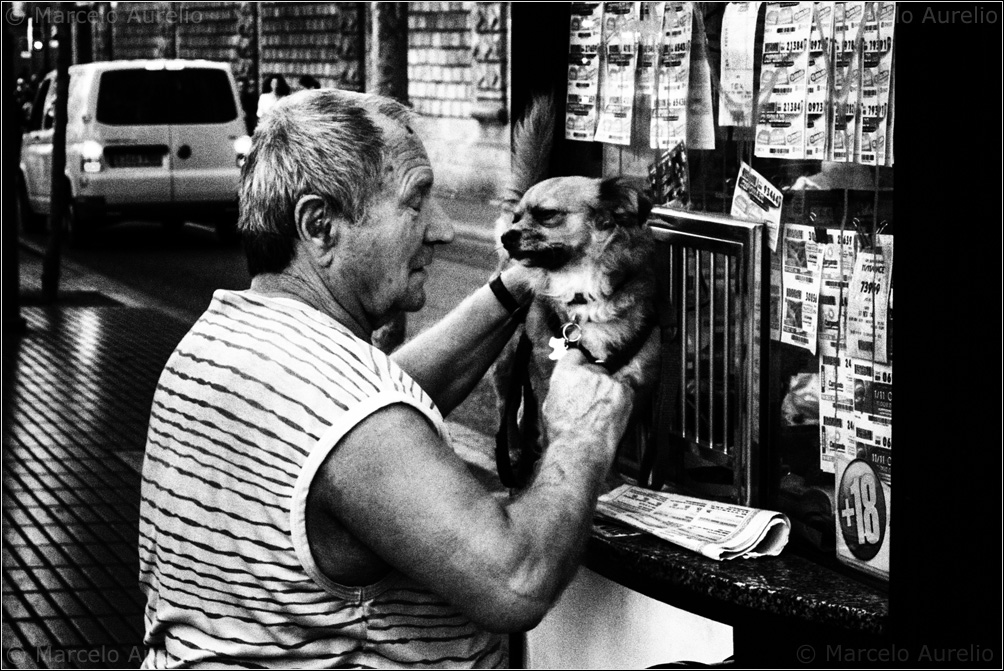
[40,2,71,301]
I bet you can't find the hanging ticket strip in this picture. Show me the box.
[687,7,716,149]
[565,2,604,141]
[805,2,835,159]
[563,1,895,170]
[855,1,895,165]
[828,1,865,161]
[651,2,694,149]
[754,2,813,159]
[719,2,762,127]
[595,2,641,145]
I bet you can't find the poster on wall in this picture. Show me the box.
[855,1,895,165]
[719,1,763,127]
[804,2,835,159]
[566,2,605,141]
[651,2,693,149]
[595,2,640,145]
[754,2,814,159]
[779,224,823,354]
[828,1,866,161]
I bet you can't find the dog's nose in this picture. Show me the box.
[500,229,521,248]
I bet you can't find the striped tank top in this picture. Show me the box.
[138,290,505,669]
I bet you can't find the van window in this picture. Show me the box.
[97,68,237,125]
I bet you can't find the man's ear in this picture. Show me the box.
[293,195,339,249]
[598,177,653,228]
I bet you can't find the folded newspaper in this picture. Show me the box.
[595,485,791,561]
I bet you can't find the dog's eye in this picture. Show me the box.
[531,207,562,226]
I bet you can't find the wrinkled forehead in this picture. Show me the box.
[521,176,598,211]
[374,114,433,195]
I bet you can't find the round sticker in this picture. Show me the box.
[838,459,887,560]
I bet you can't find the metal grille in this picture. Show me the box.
[650,209,766,505]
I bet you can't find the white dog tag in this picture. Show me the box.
[548,336,569,361]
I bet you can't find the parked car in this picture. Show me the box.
[17,59,252,243]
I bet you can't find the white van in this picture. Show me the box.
[17,59,251,242]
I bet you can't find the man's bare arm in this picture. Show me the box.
[392,265,533,416]
[312,350,632,632]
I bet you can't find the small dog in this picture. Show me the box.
[492,98,661,488]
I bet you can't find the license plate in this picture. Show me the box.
[106,151,164,168]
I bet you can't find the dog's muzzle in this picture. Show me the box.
[500,229,522,253]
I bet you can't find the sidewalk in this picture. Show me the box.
[2,242,499,669]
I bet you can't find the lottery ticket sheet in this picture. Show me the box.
[719,1,763,127]
[566,2,605,141]
[595,1,640,145]
[651,2,693,149]
[805,2,835,158]
[828,1,866,161]
[754,2,814,159]
[856,1,895,165]
[779,224,823,354]
[817,228,857,357]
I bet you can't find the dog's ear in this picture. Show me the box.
[597,177,653,229]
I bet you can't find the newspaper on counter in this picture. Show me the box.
[650,2,693,149]
[754,2,814,159]
[596,485,791,560]
[718,1,762,127]
[566,2,605,141]
[780,224,824,354]
[595,1,640,145]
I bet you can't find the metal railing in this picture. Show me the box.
[649,208,767,506]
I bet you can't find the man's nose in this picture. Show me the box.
[424,197,455,245]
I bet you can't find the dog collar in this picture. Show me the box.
[548,320,603,364]
[548,316,655,372]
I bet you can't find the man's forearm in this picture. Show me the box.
[498,434,615,609]
[393,271,530,414]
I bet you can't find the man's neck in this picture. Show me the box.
[249,270,372,341]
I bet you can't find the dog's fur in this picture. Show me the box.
[492,97,661,472]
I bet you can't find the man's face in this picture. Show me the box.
[341,125,452,327]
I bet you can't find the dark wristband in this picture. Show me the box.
[489,275,526,319]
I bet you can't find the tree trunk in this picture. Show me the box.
[4,21,24,333]
[40,2,72,302]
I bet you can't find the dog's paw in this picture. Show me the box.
[612,327,661,391]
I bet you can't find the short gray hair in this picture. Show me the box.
[238,89,416,276]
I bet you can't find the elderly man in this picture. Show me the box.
[138,89,633,668]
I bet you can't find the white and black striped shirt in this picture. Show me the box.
[138,290,505,669]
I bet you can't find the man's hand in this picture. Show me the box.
[543,348,634,469]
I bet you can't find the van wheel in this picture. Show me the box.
[16,174,44,234]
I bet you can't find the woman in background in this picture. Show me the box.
[257,73,290,123]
